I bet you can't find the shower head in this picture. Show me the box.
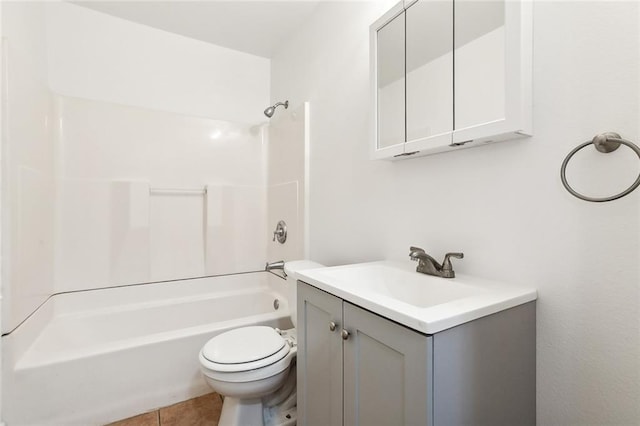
[264,100,289,118]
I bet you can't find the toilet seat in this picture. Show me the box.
[199,326,296,383]
[201,326,289,372]
[200,348,296,383]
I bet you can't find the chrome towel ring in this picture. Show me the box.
[561,132,640,202]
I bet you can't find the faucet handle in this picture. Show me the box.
[441,252,464,277]
[410,246,425,253]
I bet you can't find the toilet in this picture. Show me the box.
[199,260,323,426]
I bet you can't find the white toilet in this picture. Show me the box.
[199,260,323,426]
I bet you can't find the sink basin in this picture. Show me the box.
[297,260,537,334]
[318,263,483,308]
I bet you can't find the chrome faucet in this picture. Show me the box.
[409,246,463,278]
[266,260,287,277]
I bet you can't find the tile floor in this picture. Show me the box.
[107,393,223,426]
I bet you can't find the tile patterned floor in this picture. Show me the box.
[107,393,223,426]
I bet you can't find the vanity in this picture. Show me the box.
[296,260,537,425]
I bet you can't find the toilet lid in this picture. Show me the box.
[201,326,286,365]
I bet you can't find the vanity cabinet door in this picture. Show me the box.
[343,302,433,426]
[297,282,343,426]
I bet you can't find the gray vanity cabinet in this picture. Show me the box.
[297,281,432,426]
[297,280,536,426]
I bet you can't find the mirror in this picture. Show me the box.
[454,1,505,130]
[376,12,405,149]
[405,0,453,142]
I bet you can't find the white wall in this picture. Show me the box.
[271,1,639,424]
[45,2,269,124]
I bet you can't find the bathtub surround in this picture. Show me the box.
[53,95,268,290]
[267,102,310,261]
[1,0,272,333]
[271,1,640,424]
[3,0,308,331]
[1,0,55,341]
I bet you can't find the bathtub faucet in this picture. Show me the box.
[266,260,287,277]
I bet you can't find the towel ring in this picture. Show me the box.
[561,132,640,202]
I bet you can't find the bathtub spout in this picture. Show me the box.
[266,260,286,277]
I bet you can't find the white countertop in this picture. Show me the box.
[297,260,537,334]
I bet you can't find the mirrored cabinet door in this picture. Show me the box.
[376,11,405,151]
[370,0,531,160]
[454,0,505,131]
[405,0,453,145]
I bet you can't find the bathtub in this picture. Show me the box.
[2,272,292,426]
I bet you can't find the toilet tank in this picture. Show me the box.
[283,260,324,327]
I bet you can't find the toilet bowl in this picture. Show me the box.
[198,260,323,426]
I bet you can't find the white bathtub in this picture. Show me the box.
[2,272,292,426]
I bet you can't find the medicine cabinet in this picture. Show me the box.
[371,0,532,160]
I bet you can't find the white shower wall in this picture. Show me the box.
[1,1,55,334]
[54,95,268,292]
[267,102,309,263]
